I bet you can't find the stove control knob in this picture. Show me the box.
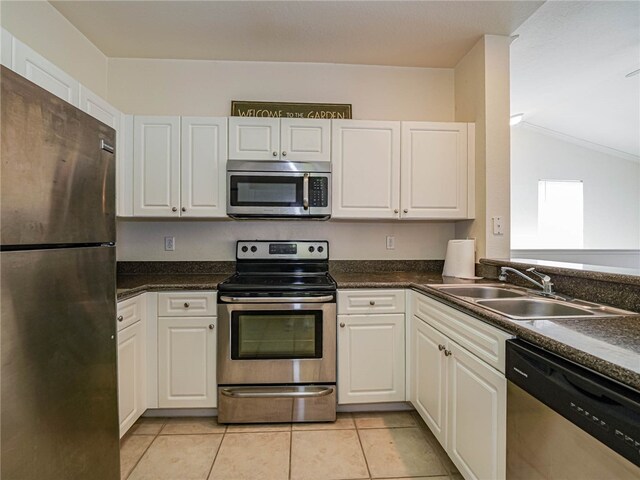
[317,246,324,253]
[241,246,248,253]
[250,246,257,253]
[308,246,315,253]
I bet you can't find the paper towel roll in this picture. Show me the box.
[442,239,478,279]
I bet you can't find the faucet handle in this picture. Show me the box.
[526,267,550,282]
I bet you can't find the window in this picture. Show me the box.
[537,180,584,248]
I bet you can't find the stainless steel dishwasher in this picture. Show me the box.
[506,339,640,479]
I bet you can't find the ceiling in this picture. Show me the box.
[510,1,640,158]
[50,0,543,68]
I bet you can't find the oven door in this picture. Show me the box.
[217,300,336,385]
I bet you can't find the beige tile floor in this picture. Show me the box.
[121,411,461,480]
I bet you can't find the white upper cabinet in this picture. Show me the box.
[11,36,79,107]
[332,120,475,220]
[280,118,331,162]
[228,117,330,161]
[1,28,13,68]
[79,85,120,129]
[228,117,280,160]
[133,116,181,217]
[401,122,470,219]
[332,120,401,219]
[180,117,228,217]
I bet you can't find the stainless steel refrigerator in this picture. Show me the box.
[1,66,120,479]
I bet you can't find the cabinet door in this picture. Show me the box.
[133,116,181,217]
[11,37,79,106]
[228,117,280,160]
[181,117,228,217]
[280,118,331,162]
[118,320,146,437]
[413,316,448,447]
[332,120,400,219]
[447,340,506,480]
[401,122,468,219]
[337,314,405,404]
[158,317,217,408]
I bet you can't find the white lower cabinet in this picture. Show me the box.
[158,313,217,408]
[337,313,405,404]
[337,289,405,404]
[117,295,147,438]
[411,292,509,480]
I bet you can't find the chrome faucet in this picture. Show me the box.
[499,267,555,296]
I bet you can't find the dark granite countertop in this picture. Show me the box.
[117,274,230,301]
[117,269,640,391]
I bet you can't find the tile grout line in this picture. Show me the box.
[353,419,374,480]
[125,418,167,480]
[204,422,227,480]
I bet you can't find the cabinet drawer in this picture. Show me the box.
[412,292,512,373]
[338,289,405,314]
[117,294,145,331]
[158,291,216,316]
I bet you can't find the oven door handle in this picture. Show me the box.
[219,295,334,303]
[220,386,334,399]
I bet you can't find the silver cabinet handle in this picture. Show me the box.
[117,315,124,322]
[339,322,345,328]
[272,151,278,157]
[369,300,375,306]
[172,207,178,212]
[181,207,186,212]
[303,173,309,210]
[438,344,445,351]
[394,209,399,214]
[209,324,215,330]
[219,295,333,303]
[100,139,115,154]
[220,386,333,399]
[444,349,452,357]
[282,151,287,157]
[403,209,408,213]
[184,302,190,308]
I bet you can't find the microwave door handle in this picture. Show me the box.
[303,173,309,210]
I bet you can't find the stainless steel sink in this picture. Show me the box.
[475,298,597,320]
[435,285,526,299]
[430,283,635,320]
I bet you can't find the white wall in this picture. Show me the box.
[454,35,512,260]
[0,1,108,97]
[511,124,640,249]
[107,58,454,120]
[116,220,455,261]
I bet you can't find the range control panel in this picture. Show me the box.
[237,241,329,260]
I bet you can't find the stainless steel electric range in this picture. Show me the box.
[216,240,337,423]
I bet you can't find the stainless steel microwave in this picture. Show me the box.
[227,161,331,219]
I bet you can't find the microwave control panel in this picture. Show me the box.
[309,177,328,207]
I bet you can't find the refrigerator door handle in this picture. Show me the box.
[100,139,115,154]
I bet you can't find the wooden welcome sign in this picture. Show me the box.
[231,101,352,119]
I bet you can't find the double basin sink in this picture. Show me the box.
[429,284,634,321]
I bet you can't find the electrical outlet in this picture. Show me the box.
[164,236,175,251]
[492,216,504,235]
[386,235,395,250]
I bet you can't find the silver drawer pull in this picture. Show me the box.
[209,324,214,330]
[220,386,333,399]
[117,315,124,322]
[438,344,445,351]
[219,295,333,303]
[369,300,376,306]
[444,349,452,357]
[339,322,345,328]
[184,302,190,308]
